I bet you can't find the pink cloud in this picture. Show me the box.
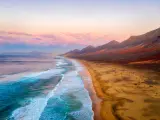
[0,31,118,46]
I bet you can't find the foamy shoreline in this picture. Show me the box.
[7,57,94,120]
[73,59,102,120]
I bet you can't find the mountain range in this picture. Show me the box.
[64,27,160,63]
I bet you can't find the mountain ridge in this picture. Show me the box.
[64,27,160,63]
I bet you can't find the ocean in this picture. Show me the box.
[0,55,93,120]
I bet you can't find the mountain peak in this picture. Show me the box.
[85,45,94,48]
[121,27,160,47]
[95,40,119,51]
[80,45,95,53]
[107,40,119,45]
[81,45,94,50]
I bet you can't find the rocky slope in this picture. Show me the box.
[64,27,160,63]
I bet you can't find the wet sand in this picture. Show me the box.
[79,60,160,120]
[77,61,102,120]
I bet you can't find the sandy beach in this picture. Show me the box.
[80,60,160,120]
[77,61,102,120]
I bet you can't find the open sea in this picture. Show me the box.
[0,54,93,120]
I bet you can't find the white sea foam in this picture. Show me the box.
[56,58,68,67]
[10,58,93,120]
[11,74,64,120]
[10,59,66,120]
[47,59,93,120]
[70,59,94,120]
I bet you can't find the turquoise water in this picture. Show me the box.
[0,57,93,120]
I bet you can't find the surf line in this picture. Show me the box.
[71,59,94,120]
[10,74,65,120]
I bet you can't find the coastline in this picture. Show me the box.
[77,60,102,120]
[79,60,116,120]
[78,60,160,120]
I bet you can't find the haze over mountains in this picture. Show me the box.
[64,27,160,63]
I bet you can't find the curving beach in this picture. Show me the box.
[80,60,160,120]
[77,60,102,120]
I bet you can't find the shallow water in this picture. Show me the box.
[0,56,93,120]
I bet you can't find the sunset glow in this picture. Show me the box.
[0,0,160,53]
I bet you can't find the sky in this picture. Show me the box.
[0,0,160,53]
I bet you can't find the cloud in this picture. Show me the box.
[0,31,120,53]
[63,33,111,45]
[0,31,86,53]
[0,31,114,47]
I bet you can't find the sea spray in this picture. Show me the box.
[8,57,93,120]
[10,74,64,120]
[10,58,66,120]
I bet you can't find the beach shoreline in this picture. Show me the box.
[77,60,102,120]
[79,60,116,120]
[78,59,160,120]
